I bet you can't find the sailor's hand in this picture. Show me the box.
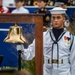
[16,44,24,51]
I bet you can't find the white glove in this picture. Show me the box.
[16,44,24,51]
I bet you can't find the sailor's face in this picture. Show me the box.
[15,1,24,9]
[52,14,65,29]
[37,1,45,8]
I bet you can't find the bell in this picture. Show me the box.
[4,23,28,44]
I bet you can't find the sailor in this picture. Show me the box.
[34,0,51,31]
[18,7,75,75]
[11,0,29,13]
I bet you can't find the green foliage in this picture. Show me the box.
[21,58,35,75]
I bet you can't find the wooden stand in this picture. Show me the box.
[0,14,43,75]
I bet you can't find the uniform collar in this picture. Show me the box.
[52,28,64,40]
[50,28,67,41]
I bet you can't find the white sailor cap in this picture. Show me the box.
[50,7,67,14]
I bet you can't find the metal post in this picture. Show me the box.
[17,44,23,71]
[18,50,21,70]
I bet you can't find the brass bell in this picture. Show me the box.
[4,23,28,44]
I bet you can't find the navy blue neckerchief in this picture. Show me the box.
[49,28,67,68]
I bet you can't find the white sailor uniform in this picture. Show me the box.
[21,28,75,75]
[11,6,29,13]
[20,7,75,75]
